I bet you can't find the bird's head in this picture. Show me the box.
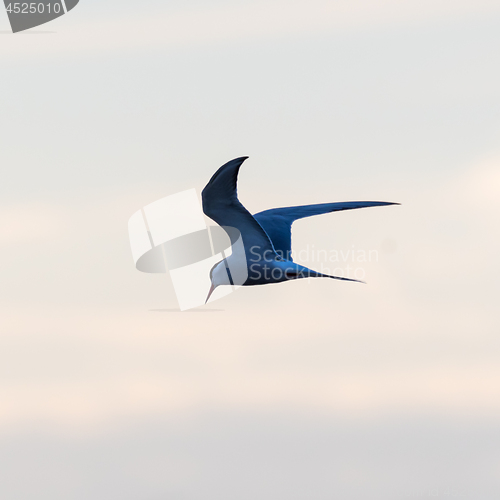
[205,259,231,303]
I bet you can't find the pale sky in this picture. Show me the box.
[0,1,499,499]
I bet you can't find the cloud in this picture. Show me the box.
[1,150,499,431]
[0,204,68,246]
[1,0,500,60]
[456,155,500,209]
[0,293,499,432]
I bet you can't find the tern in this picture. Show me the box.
[202,157,398,302]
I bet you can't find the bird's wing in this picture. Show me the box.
[202,157,276,256]
[254,201,399,260]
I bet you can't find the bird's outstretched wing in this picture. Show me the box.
[254,201,399,260]
[202,157,276,256]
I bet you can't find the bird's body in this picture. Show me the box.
[202,156,398,301]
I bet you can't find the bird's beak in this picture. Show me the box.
[205,283,216,304]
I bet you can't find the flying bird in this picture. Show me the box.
[202,157,398,302]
